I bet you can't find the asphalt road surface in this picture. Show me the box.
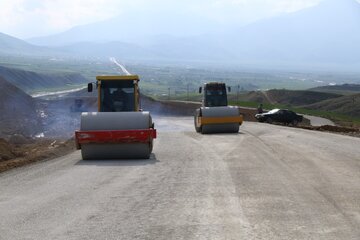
[1,116,359,240]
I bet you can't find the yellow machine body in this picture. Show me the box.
[194,82,243,134]
[196,115,243,126]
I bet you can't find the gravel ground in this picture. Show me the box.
[0,117,359,240]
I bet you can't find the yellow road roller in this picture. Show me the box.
[194,82,243,134]
[75,75,156,159]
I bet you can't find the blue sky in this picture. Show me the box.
[0,0,336,38]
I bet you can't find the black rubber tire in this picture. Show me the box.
[194,109,202,133]
[292,120,299,126]
[266,118,273,124]
[149,138,153,153]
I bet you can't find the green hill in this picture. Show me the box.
[309,84,360,95]
[306,93,360,118]
[231,89,341,106]
[266,89,342,106]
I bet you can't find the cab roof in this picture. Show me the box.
[96,75,140,81]
[204,82,226,86]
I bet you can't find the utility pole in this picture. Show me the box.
[187,84,189,101]
[237,84,240,104]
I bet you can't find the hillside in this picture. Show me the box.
[309,84,360,95]
[233,89,342,106]
[0,77,41,137]
[265,89,342,106]
[230,88,360,121]
[0,32,57,56]
[0,65,88,93]
[306,93,360,117]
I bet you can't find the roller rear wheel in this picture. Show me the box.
[194,109,202,133]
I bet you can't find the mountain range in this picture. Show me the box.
[0,32,47,55]
[0,0,359,70]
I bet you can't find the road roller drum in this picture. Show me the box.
[200,107,240,134]
[77,112,154,159]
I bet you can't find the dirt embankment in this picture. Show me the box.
[298,125,360,137]
[0,76,82,173]
[0,76,42,137]
[0,138,75,173]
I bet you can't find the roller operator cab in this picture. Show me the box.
[75,75,156,160]
[201,82,229,107]
[89,75,141,112]
[194,82,243,134]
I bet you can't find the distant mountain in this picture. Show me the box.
[218,0,360,66]
[0,32,55,56]
[52,36,237,63]
[56,41,157,60]
[21,0,360,70]
[0,32,37,52]
[0,65,88,93]
[28,9,227,46]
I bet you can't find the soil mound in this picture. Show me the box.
[0,138,16,161]
[0,76,42,138]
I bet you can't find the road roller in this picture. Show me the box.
[75,75,156,159]
[194,82,243,134]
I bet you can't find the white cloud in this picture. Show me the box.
[0,0,132,38]
[0,0,25,28]
[0,0,327,39]
[189,0,322,24]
